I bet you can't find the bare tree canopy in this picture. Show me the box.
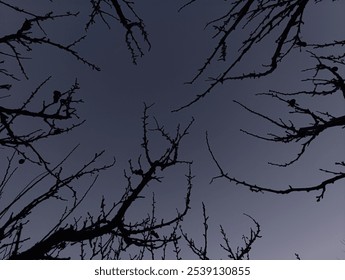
[0,0,344,260]
[174,0,344,111]
[202,1,345,201]
[0,1,262,260]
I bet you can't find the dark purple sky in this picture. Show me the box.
[1,1,345,259]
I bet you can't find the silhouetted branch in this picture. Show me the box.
[0,78,84,168]
[0,7,99,82]
[4,105,194,259]
[181,202,209,260]
[182,204,261,259]
[220,214,261,260]
[173,0,338,111]
[206,92,345,201]
[178,0,199,13]
[86,0,151,64]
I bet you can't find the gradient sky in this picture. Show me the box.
[1,1,345,259]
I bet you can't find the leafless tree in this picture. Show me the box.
[174,0,343,111]
[183,1,345,201]
[0,1,261,260]
[0,2,190,260]
[86,0,150,64]
[181,203,261,260]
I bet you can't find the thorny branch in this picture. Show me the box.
[2,105,194,259]
[174,0,340,111]
[86,0,151,64]
[0,1,266,260]
[220,214,261,260]
[0,7,99,84]
[181,203,261,260]
[206,51,345,202]
[179,0,345,202]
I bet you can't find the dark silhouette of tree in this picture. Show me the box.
[0,2,187,260]
[2,0,342,261]
[174,0,343,111]
[180,203,261,260]
[187,1,345,201]
[86,0,150,64]
[0,1,261,260]
[174,1,343,258]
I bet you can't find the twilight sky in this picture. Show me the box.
[1,1,345,259]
